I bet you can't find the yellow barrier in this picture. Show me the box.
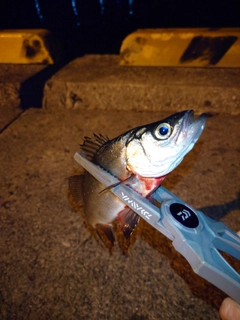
[0,29,62,64]
[120,28,240,67]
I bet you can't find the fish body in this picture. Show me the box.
[69,110,207,245]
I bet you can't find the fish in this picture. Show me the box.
[69,110,207,247]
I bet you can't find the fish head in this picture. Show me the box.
[126,110,207,178]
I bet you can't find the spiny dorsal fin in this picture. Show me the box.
[80,133,109,160]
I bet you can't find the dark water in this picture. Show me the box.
[0,0,239,58]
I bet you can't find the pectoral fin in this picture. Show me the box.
[117,208,140,238]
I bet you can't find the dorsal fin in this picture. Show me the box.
[80,133,109,160]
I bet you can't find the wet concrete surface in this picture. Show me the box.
[0,108,239,319]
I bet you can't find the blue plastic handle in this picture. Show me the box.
[74,152,240,303]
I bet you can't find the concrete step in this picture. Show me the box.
[43,55,240,114]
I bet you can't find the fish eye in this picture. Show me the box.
[154,123,172,140]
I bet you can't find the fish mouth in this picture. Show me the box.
[167,110,207,172]
[178,110,207,148]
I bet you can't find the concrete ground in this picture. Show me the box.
[0,57,239,319]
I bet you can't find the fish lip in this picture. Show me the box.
[189,113,208,143]
[166,110,207,175]
[180,110,207,144]
[181,110,194,133]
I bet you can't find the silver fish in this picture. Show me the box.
[69,110,207,246]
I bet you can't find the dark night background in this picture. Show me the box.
[0,0,239,59]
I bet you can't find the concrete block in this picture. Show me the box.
[0,29,62,64]
[120,28,240,67]
[43,55,240,114]
[0,64,46,131]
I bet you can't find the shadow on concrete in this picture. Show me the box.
[19,60,72,110]
[198,193,240,221]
